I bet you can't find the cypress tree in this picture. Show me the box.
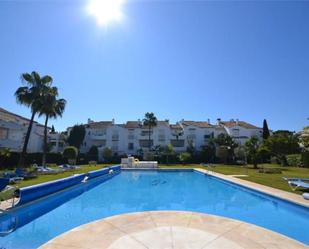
[262,119,270,140]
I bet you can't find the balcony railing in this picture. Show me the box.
[91,134,106,140]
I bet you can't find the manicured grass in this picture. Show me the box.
[0,164,115,201]
[159,164,309,195]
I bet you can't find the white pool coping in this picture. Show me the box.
[40,211,307,249]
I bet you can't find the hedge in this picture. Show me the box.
[301,152,309,168]
[0,152,65,169]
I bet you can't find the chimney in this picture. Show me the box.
[112,118,115,125]
[217,118,221,125]
[207,118,211,125]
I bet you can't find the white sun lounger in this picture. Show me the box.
[283,177,309,191]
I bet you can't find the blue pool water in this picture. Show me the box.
[0,170,308,248]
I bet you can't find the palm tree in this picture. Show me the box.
[142,112,157,150]
[38,87,66,166]
[15,71,53,167]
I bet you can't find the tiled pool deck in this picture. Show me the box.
[40,211,307,249]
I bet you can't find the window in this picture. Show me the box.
[128,135,134,139]
[158,134,165,141]
[139,140,153,148]
[112,145,118,151]
[128,143,134,150]
[112,134,119,141]
[233,129,240,136]
[170,139,185,147]
[0,128,8,139]
[141,130,152,136]
[187,134,196,140]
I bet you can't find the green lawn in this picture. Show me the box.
[159,164,309,195]
[0,164,114,201]
[9,164,114,188]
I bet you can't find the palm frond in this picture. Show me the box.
[41,75,53,85]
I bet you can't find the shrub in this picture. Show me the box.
[87,146,98,161]
[286,154,302,167]
[301,152,309,168]
[270,156,280,164]
[216,146,229,164]
[179,152,191,164]
[102,147,113,163]
[63,146,78,164]
[0,152,64,169]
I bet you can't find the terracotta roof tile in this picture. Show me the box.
[86,121,113,129]
[220,121,260,129]
[181,121,213,128]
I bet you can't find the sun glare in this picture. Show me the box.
[87,0,125,26]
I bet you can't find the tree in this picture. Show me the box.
[214,134,238,163]
[67,125,86,150]
[88,146,98,161]
[102,147,113,162]
[262,119,270,140]
[300,126,309,151]
[51,125,56,133]
[244,136,268,169]
[142,112,157,150]
[63,146,78,164]
[38,86,66,166]
[179,152,191,164]
[164,144,174,164]
[186,140,195,154]
[0,148,11,168]
[200,140,216,163]
[264,131,300,165]
[15,71,53,167]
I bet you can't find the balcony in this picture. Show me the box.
[91,134,106,140]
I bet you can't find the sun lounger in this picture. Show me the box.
[283,177,309,191]
[2,172,24,183]
[15,168,37,179]
[0,178,9,192]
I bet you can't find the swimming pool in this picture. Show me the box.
[0,170,308,248]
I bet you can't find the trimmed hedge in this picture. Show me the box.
[302,152,309,168]
[286,154,302,167]
[0,152,65,169]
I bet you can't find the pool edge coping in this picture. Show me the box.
[193,168,309,208]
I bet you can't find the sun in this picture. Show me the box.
[86,0,125,26]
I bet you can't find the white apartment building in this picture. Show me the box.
[0,107,64,153]
[74,118,263,159]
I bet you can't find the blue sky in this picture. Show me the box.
[0,0,308,132]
